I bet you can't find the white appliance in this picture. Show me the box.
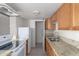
[11,41,25,56]
[18,27,31,54]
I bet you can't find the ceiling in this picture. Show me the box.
[7,3,63,20]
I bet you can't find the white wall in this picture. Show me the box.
[10,16,17,37]
[10,15,30,37]
[57,30,79,41]
[0,13,10,35]
[16,16,29,27]
[29,20,35,47]
[22,19,29,27]
[16,16,23,27]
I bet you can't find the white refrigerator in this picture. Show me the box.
[18,27,31,54]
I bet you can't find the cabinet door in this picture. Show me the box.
[51,13,57,21]
[57,4,72,30]
[45,18,48,29]
[50,13,57,30]
[45,38,50,55]
[48,44,56,56]
[45,38,57,56]
[48,18,52,29]
[72,4,79,30]
[45,18,52,30]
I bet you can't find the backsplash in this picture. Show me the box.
[57,30,79,41]
[60,36,79,49]
[45,30,54,36]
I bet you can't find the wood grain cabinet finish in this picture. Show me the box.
[45,18,53,30]
[51,3,79,30]
[51,13,57,21]
[45,3,79,30]
[57,3,79,30]
[56,4,72,30]
[45,38,57,56]
[71,4,79,30]
[45,17,56,30]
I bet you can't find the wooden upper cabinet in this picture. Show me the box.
[56,3,79,30]
[45,18,55,30]
[45,18,48,29]
[46,3,79,30]
[56,3,72,30]
[51,13,57,21]
[73,4,79,26]
[45,18,52,30]
[72,4,79,30]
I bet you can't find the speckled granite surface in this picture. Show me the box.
[46,30,79,56]
[47,38,79,56]
[46,30,79,48]
[60,37,79,49]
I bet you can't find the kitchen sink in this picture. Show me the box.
[47,37,55,40]
[46,31,60,41]
[47,36,60,42]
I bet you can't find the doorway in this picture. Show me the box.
[29,20,46,56]
[35,21,44,48]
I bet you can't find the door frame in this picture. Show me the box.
[35,20,45,51]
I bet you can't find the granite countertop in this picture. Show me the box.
[46,37,79,56]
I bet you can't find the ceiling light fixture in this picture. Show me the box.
[33,10,40,16]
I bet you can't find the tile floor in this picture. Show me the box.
[29,43,47,56]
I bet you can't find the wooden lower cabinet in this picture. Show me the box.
[45,38,57,56]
